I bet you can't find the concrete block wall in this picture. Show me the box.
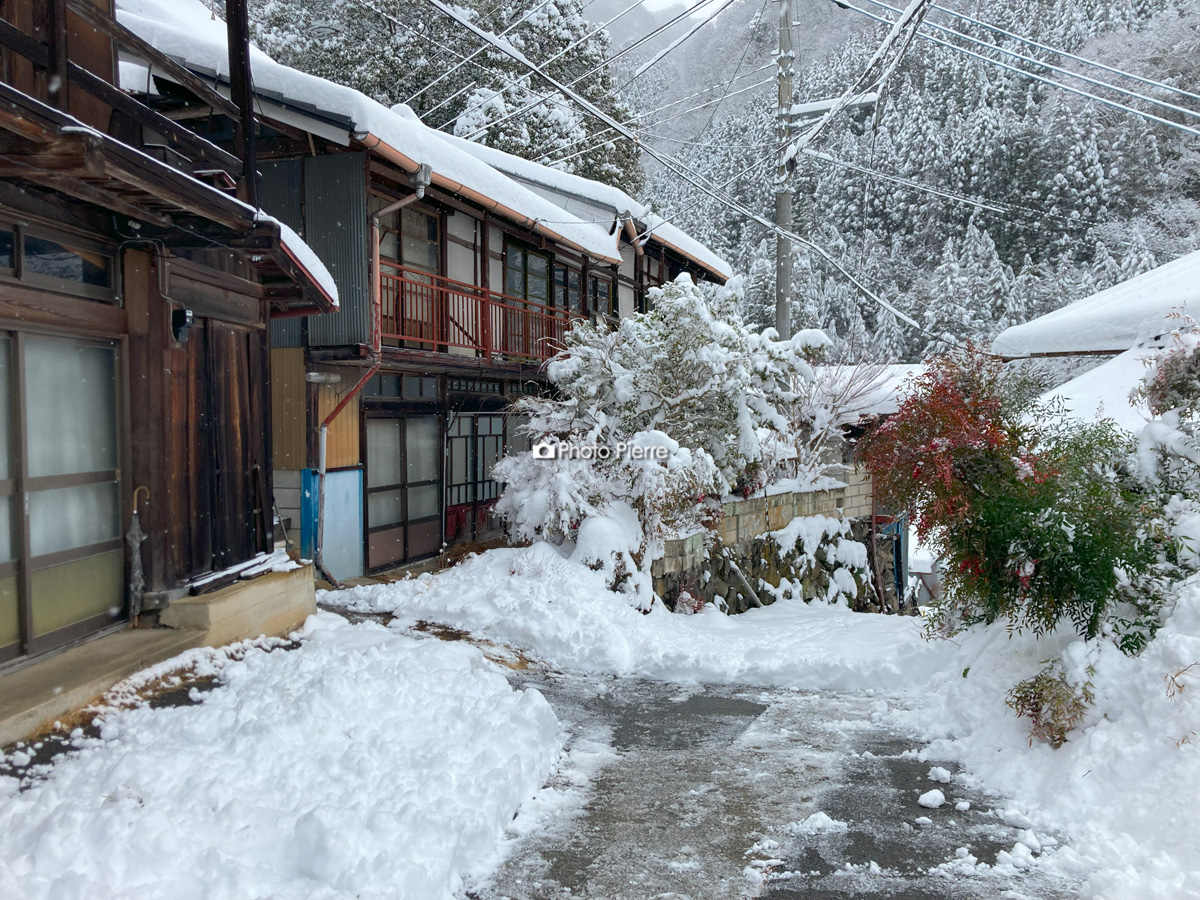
[841,466,874,519]
[652,486,847,580]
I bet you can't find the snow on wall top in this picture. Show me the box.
[992,249,1200,357]
[436,131,734,282]
[115,0,621,264]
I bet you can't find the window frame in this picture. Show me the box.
[504,239,552,307]
[0,328,127,668]
[0,220,119,304]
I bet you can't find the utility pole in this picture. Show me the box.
[226,0,258,208]
[774,0,794,340]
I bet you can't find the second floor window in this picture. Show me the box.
[506,244,550,306]
[553,263,582,313]
[588,274,614,317]
[373,196,440,275]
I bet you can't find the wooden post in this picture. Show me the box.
[226,0,257,208]
[46,0,69,112]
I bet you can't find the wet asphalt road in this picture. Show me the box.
[472,671,1081,900]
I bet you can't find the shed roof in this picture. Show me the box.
[992,250,1200,358]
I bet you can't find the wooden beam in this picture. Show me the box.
[0,133,102,176]
[46,0,69,112]
[0,17,49,68]
[65,0,241,121]
[0,84,62,143]
[21,173,176,228]
[68,63,243,175]
[0,281,128,335]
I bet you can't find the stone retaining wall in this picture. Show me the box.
[652,485,859,611]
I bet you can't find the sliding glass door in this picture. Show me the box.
[0,331,123,666]
[365,415,441,571]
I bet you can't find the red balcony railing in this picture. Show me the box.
[379,262,579,361]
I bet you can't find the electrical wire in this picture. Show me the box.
[928,1,1200,106]
[458,0,729,141]
[834,0,1200,140]
[691,0,771,142]
[858,0,1200,123]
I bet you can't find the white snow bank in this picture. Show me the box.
[889,576,1200,899]
[993,249,1200,357]
[325,545,954,691]
[0,612,559,900]
[1040,346,1153,432]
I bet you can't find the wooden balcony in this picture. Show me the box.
[380,262,579,362]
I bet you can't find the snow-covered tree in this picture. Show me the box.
[494,274,831,586]
[218,0,642,191]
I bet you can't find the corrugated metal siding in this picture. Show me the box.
[260,159,306,348]
[304,153,369,347]
[271,347,306,469]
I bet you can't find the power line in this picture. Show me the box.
[858,0,1200,123]
[460,0,727,141]
[928,1,1200,107]
[692,0,770,143]
[419,0,938,334]
[403,0,564,107]
[834,0,1200,140]
[539,72,774,164]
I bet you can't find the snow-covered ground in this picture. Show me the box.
[328,545,1200,900]
[0,614,558,900]
[2,545,1196,899]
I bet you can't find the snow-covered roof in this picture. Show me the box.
[992,250,1200,358]
[114,0,621,265]
[1040,347,1152,432]
[437,131,734,282]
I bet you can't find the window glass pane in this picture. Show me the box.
[24,234,110,287]
[380,230,399,262]
[0,336,9,480]
[0,495,11,563]
[401,235,437,273]
[24,340,117,478]
[528,253,548,279]
[406,417,439,483]
[369,489,404,527]
[450,437,469,485]
[0,231,13,270]
[568,270,582,311]
[528,270,549,304]
[31,550,121,637]
[403,375,421,399]
[506,264,525,300]
[421,377,437,397]
[408,483,439,519]
[0,575,17,651]
[366,419,402,487]
[29,481,119,557]
[478,434,501,481]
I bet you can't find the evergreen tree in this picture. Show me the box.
[218,0,642,191]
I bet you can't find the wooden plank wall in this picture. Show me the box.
[270,347,306,469]
[315,371,361,469]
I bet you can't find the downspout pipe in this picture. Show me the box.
[313,165,433,588]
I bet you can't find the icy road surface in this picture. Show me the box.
[472,672,1082,900]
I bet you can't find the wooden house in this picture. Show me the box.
[0,0,336,679]
[117,2,732,581]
